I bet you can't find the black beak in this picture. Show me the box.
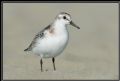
[70,21,80,29]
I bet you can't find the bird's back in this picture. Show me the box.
[24,25,51,52]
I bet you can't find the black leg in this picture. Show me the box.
[40,59,43,72]
[52,57,56,71]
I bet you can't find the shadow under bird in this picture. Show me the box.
[24,12,80,72]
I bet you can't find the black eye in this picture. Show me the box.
[63,16,66,19]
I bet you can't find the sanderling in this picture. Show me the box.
[24,12,80,72]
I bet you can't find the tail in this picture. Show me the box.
[24,48,29,51]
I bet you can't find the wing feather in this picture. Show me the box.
[24,24,51,51]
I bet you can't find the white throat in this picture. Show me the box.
[51,19,69,36]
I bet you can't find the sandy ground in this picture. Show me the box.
[3,3,119,80]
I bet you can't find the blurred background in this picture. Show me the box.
[3,3,118,80]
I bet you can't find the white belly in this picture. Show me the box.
[32,32,69,58]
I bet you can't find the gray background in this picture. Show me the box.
[3,3,119,80]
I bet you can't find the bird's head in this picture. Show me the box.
[55,12,80,29]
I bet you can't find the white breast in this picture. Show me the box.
[32,28,69,58]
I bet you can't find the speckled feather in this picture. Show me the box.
[24,24,51,51]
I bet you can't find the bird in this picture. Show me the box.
[24,12,80,72]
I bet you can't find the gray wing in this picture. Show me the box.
[24,24,51,51]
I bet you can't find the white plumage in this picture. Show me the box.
[24,12,80,71]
